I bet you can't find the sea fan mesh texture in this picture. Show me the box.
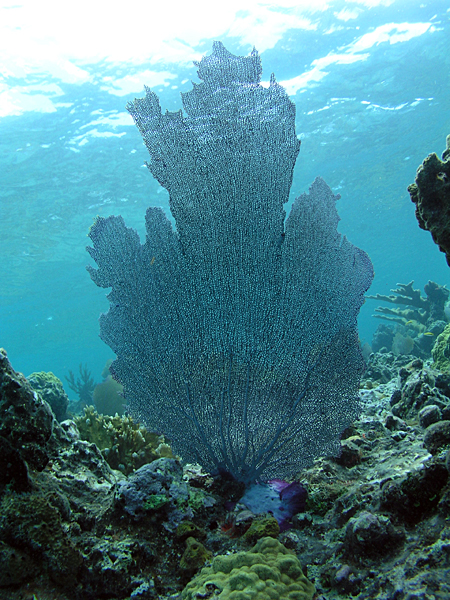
[87,42,373,484]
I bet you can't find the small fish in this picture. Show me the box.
[405,320,414,325]
[150,256,156,266]
[423,332,434,336]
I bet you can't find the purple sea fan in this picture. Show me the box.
[87,42,373,486]
[241,479,308,531]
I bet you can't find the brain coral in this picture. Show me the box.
[182,536,315,600]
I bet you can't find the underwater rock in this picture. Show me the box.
[82,536,157,599]
[0,435,31,493]
[0,348,58,471]
[130,580,156,599]
[45,438,117,528]
[364,351,412,384]
[343,511,405,560]
[117,457,191,530]
[384,413,407,431]
[332,563,362,596]
[0,492,84,587]
[408,134,450,266]
[60,418,81,441]
[28,370,69,422]
[418,404,442,428]
[239,480,307,531]
[333,437,364,468]
[0,540,40,587]
[423,420,450,454]
[391,359,450,419]
[380,461,448,525]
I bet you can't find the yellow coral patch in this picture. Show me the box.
[182,537,314,600]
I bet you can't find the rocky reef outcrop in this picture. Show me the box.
[1,346,450,600]
[409,134,450,265]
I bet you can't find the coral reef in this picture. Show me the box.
[116,458,191,529]
[389,357,450,419]
[65,363,96,409]
[2,340,450,599]
[432,322,450,371]
[241,516,280,545]
[0,348,59,472]
[88,41,373,485]
[93,372,125,416]
[74,405,173,475]
[28,370,69,421]
[367,280,449,358]
[367,280,449,329]
[181,537,315,600]
[5,43,450,600]
[180,537,212,573]
[240,480,307,532]
[408,134,450,265]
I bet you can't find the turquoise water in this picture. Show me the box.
[1,0,449,396]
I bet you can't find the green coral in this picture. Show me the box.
[74,406,174,475]
[176,521,206,542]
[28,370,69,422]
[188,487,216,513]
[180,536,212,573]
[93,374,125,416]
[143,494,169,511]
[182,536,315,600]
[242,516,280,545]
[432,323,450,371]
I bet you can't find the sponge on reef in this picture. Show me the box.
[182,536,315,600]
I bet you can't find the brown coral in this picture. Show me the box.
[408,134,450,265]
